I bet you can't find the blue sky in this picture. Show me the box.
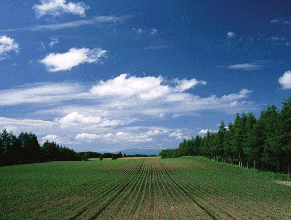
[0,0,291,153]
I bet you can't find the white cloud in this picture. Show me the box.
[166,94,188,102]
[132,28,158,35]
[220,89,252,102]
[103,133,112,138]
[0,16,132,32]
[151,28,158,35]
[227,31,235,38]
[33,0,90,18]
[41,134,71,144]
[49,38,58,47]
[169,131,183,139]
[0,36,19,57]
[0,117,57,136]
[75,133,100,140]
[57,112,129,129]
[91,74,206,100]
[198,129,211,134]
[228,63,263,71]
[41,41,46,49]
[271,19,280,24]
[91,74,167,99]
[40,47,107,72]
[0,82,86,106]
[143,45,170,50]
[278,71,291,89]
[145,130,160,136]
[137,29,144,34]
[174,78,207,92]
[59,112,101,124]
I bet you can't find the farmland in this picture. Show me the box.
[1,157,291,219]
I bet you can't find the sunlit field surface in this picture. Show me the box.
[1,157,291,219]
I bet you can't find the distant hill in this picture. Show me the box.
[116,148,162,156]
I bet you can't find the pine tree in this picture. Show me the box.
[243,112,257,169]
[277,96,291,174]
[217,121,227,162]
[224,122,234,164]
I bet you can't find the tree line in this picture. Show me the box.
[159,96,291,175]
[0,130,81,166]
[0,130,124,166]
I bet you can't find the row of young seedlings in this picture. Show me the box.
[158,162,203,220]
[55,161,133,218]
[9,161,122,219]
[95,162,145,219]
[75,161,144,219]
[124,160,148,220]
[193,159,290,218]
[116,161,147,220]
[176,160,282,219]
[162,160,278,219]
[161,160,233,219]
[2,161,96,219]
[156,160,212,220]
[135,160,150,219]
[164,160,242,219]
[61,161,141,219]
[156,161,191,220]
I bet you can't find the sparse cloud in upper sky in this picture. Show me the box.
[33,0,90,18]
[0,36,19,58]
[227,31,235,38]
[271,19,290,24]
[40,47,107,72]
[228,63,264,71]
[278,71,291,89]
[49,38,59,47]
[132,28,158,35]
[0,16,132,32]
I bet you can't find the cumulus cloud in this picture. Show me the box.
[59,112,101,124]
[40,47,107,72]
[278,71,291,89]
[145,130,160,136]
[198,129,212,134]
[90,74,206,100]
[41,134,71,144]
[227,31,235,38]
[33,0,90,18]
[75,133,100,140]
[57,112,127,129]
[174,78,207,92]
[169,131,183,139]
[49,38,58,47]
[0,36,19,57]
[91,74,167,98]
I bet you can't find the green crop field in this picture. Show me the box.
[1,157,291,219]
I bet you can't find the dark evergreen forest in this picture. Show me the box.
[160,96,291,175]
[0,131,122,166]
